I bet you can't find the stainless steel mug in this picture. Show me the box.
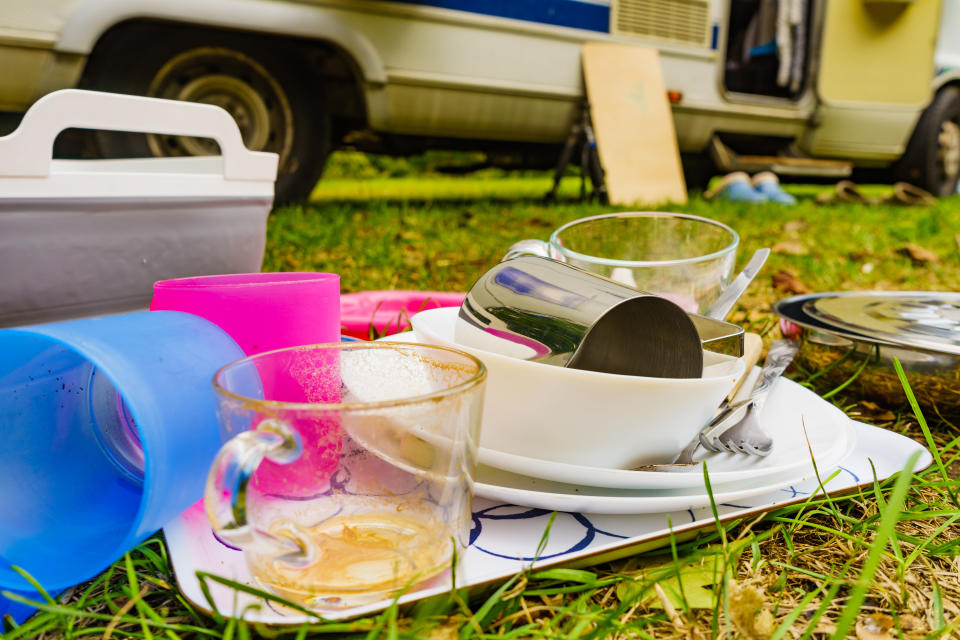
[457,256,713,378]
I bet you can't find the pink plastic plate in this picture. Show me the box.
[340,290,465,339]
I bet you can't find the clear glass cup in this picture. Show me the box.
[205,342,486,610]
[505,212,739,314]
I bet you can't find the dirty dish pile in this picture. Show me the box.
[1,87,845,624]
[0,113,858,624]
[402,243,847,508]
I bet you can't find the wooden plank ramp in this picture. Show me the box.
[582,42,687,206]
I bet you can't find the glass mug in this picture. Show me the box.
[505,212,739,314]
[205,342,486,609]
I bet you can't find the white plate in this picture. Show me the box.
[472,413,855,514]
[477,376,850,490]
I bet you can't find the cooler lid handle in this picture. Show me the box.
[0,89,278,182]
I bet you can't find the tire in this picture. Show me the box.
[894,85,960,197]
[80,24,331,204]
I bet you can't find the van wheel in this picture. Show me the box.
[895,86,960,197]
[81,26,330,204]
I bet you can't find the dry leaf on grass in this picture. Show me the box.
[853,613,927,640]
[616,552,729,610]
[772,240,809,255]
[771,270,811,294]
[783,220,808,235]
[813,619,838,635]
[856,613,895,640]
[859,401,897,421]
[729,584,774,640]
[426,620,463,640]
[897,244,940,265]
[898,614,927,640]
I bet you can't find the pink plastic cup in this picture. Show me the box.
[151,272,340,355]
[151,272,340,497]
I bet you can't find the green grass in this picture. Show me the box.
[7,168,960,638]
[279,175,960,301]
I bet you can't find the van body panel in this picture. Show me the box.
[818,0,940,106]
[0,45,84,110]
[804,0,941,158]
[804,104,923,161]
[0,0,948,169]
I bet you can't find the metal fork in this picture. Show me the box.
[699,339,799,456]
[644,338,794,470]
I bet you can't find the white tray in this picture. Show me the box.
[164,407,930,625]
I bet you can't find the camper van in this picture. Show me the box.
[0,0,956,201]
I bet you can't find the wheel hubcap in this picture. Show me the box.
[146,47,293,166]
[176,74,271,155]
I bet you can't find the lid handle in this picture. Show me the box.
[0,89,278,181]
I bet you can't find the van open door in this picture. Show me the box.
[802,0,941,161]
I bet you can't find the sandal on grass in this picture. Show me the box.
[704,171,767,202]
[881,182,937,206]
[814,180,873,204]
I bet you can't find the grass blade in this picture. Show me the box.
[893,358,954,503]
[830,450,921,639]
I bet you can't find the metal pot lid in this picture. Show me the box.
[799,292,960,356]
[772,294,895,345]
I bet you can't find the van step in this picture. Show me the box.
[709,136,852,177]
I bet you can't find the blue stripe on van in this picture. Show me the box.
[383,0,611,32]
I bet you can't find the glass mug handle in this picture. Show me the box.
[502,239,563,262]
[204,419,313,566]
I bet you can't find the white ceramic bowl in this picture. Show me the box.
[410,307,744,469]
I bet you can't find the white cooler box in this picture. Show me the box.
[0,89,279,327]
